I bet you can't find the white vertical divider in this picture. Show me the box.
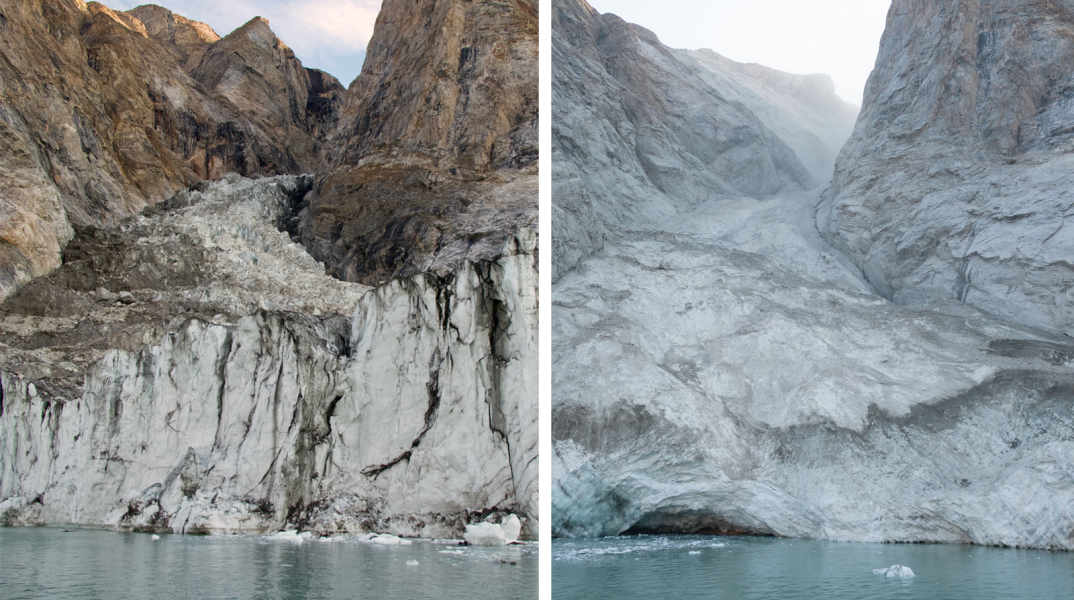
[538,0,553,597]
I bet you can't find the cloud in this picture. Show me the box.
[278,0,379,56]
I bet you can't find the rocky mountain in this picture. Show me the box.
[551,0,1074,550]
[819,0,1074,336]
[1,0,537,538]
[300,0,538,285]
[0,0,345,301]
[550,0,856,281]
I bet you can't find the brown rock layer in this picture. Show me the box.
[300,0,539,285]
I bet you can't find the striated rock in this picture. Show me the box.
[551,0,837,280]
[128,4,220,71]
[187,16,328,176]
[818,0,1074,335]
[0,0,343,302]
[330,0,538,172]
[551,0,1074,550]
[299,0,539,286]
[0,177,538,538]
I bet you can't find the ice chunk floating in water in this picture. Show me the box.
[501,514,522,543]
[265,530,313,544]
[465,521,508,546]
[873,565,915,578]
[406,560,419,567]
[360,534,413,546]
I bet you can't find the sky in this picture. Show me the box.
[586,0,892,105]
[105,0,379,87]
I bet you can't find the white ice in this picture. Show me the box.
[873,565,915,578]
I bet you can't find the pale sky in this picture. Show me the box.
[586,0,892,105]
[104,0,380,87]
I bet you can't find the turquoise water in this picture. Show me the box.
[0,527,536,599]
[553,535,1074,600]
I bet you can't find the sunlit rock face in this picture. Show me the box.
[551,0,1074,550]
[819,0,1074,336]
[0,177,538,537]
[1,0,538,538]
[0,0,341,301]
[299,0,539,286]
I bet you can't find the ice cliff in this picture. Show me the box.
[1,176,537,537]
[552,0,1074,550]
[1,0,537,538]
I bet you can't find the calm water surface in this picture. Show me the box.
[553,535,1074,600]
[1,527,536,599]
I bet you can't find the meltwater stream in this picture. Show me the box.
[0,528,536,599]
[553,536,1074,600]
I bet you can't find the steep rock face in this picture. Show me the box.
[679,50,859,183]
[331,0,538,172]
[551,0,843,280]
[551,0,1074,550]
[0,0,342,301]
[128,4,220,71]
[188,16,335,175]
[299,0,539,286]
[818,0,1074,335]
[0,177,538,537]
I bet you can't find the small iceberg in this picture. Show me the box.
[464,514,523,547]
[359,533,413,546]
[501,514,522,543]
[688,550,701,555]
[265,530,313,543]
[406,560,419,567]
[150,534,160,540]
[465,522,506,546]
[873,565,915,578]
